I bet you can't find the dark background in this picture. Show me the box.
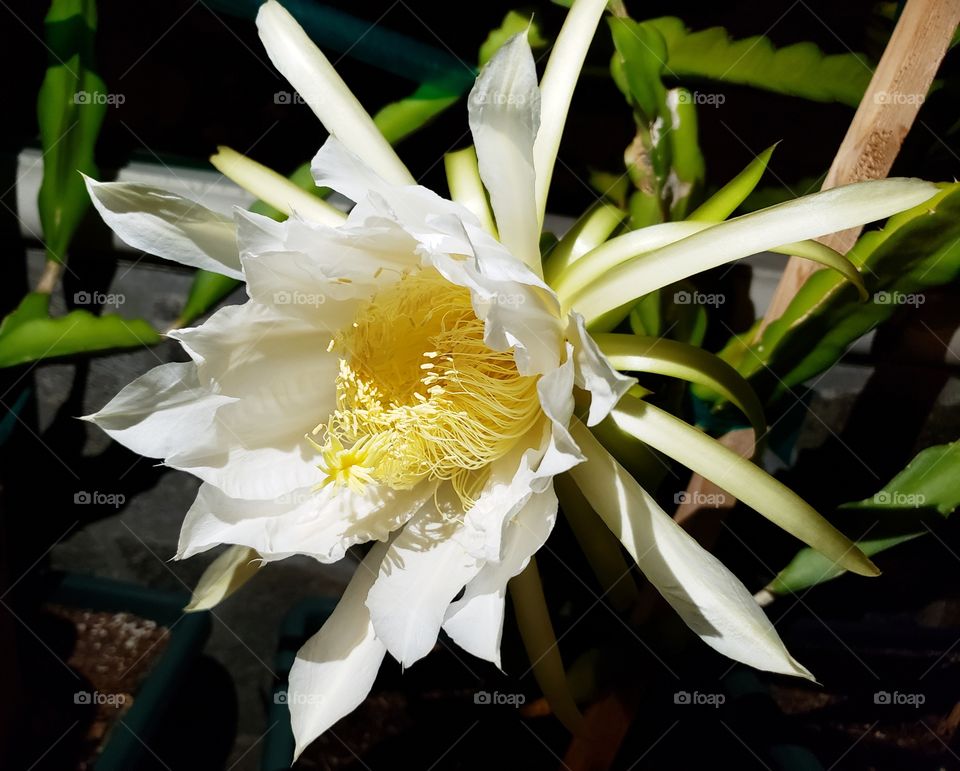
[3,0,954,218]
[2,2,960,769]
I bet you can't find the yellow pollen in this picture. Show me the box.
[313,269,542,507]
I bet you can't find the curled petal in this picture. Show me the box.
[568,422,814,680]
[288,542,389,761]
[84,177,242,278]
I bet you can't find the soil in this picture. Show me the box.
[294,641,568,770]
[24,604,170,770]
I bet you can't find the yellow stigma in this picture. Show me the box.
[313,269,542,507]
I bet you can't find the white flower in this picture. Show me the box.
[82,0,937,758]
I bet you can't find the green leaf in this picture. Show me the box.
[177,270,242,330]
[479,10,547,67]
[37,0,107,264]
[689,144,776,222]
[647,16,872,107]
[666,88,705,219]
[372,79,460,145]
[588,169,630,208]
[712,184,960,405]
[0,293,161,368]
[768,441,960,595]
[609,17,669,123]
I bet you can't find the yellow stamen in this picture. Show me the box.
[313,269,541,507]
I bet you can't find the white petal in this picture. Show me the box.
[310,141,568,380]
[443,485,558,667]
[534,0,609,225]
[570,178,940,324]
[82,361,233,461]
[534,344,586,480]
[455,426,547,562]
[468,33,541,273]
[551,221,706,308]
[177,480,432,563]
[235,208,420,326]
[210,146,345,227]
[288,541,388,760]
[366,506,483,667]
[256,1,413,186]
[310,138,395,208]
[567,313,635,425]
[165,301,337,499]
[427,219,565,377]
[311,138,474,232]
[568,422,813,679]
[83,177,242,279]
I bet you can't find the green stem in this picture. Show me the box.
[509,558,584,734]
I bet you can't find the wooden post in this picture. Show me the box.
[758,0,960,335]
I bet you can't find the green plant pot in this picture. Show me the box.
[45,572,212,770]
[261,597,337,771]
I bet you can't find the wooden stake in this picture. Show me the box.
[759,0,960,335]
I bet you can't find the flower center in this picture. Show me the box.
[312,269,542,506]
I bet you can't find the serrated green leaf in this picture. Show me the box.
[768,441,960,595]
[37,0,107,264]
[609,17,668,123]
[647,16,872,107]
[0,293,161,368]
